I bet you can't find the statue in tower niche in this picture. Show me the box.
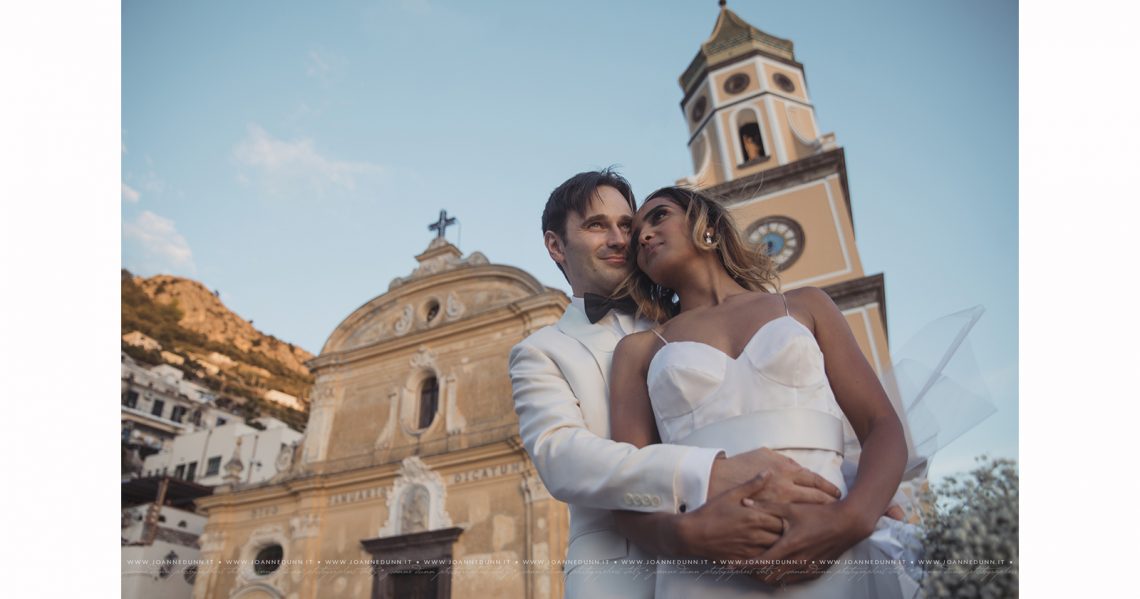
[742,131,764,161]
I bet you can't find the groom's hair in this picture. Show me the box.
[542,167,635,242]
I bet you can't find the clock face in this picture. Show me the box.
[747,216,804,270]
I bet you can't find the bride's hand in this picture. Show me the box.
[675,475,786,562]
[746,500,877,586]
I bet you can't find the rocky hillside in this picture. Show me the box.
[121,270,313,429]
[134,274,314,377]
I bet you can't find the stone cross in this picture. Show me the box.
[428,210,457,239]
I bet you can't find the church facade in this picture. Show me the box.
[191,6,907,599]
[194,237,572,599]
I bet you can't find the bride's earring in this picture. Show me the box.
[704,230,715,245]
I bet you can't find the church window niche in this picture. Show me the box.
[417,376,439,429]
[735,109,767,165]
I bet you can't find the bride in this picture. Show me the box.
[609,186,920,598]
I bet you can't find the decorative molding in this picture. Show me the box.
[235,524,288,587]
[410,347,437,370]
[389,238,490,290]
[444,291,465,321]
[444,373,465,435]
[374,388,399,449]
[198,529,227,554]
[393,305,414,336]
[289,512,321,540]
[274,442,295,474]
[302,378,341,465]
[378,457,453,538]
[521,469,552,504]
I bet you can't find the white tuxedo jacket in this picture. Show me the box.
[509,301,718,598]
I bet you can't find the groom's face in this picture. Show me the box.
[545,185,634,298]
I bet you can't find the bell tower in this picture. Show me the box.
[679,1,836,187]
[673,3,922,471]
[676,2,892,382]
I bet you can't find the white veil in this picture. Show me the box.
[888,305,996,479]
[842,306,997,482]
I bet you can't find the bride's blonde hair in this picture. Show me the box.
[616,186,779,322]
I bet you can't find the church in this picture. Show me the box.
[192,5,902,598]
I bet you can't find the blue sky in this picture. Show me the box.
[121,0,1017,480]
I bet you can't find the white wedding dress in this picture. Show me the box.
[646,298,923,598]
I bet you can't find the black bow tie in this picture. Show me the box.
[583,293,638,324]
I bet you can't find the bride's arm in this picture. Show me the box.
[753,287,907,583]
[609,332,661,448]
[805,286,906,530]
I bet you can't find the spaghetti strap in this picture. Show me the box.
[650,328,669,345]
[779,293,791,317]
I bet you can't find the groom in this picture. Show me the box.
[510,169,846,597]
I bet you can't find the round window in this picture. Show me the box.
[773,73,796,93]
[690,96,708,123]
[724,73,750,95]
[424,299,440,322]
[253,544,284,576]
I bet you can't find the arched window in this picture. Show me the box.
[418,376,439,429]
[736,110,767,164]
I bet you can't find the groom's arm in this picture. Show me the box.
[510,339,720,513]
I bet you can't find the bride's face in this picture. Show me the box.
[633,196,694,283]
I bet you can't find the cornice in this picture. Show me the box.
[704,147,852,227]
[823,273,888,341]
[309,289,566,372]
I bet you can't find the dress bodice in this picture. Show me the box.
[647,315,848,490]
[644,307,924,599]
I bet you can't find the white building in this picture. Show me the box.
[121,352,236,460]
[141,416,303,486]
[122,477,212,599]
[263,389,304,411]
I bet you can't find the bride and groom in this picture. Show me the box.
[509,169,923,598]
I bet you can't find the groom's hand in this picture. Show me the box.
[709,447,841,505]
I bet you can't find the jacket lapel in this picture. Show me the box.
[556,302,620,388]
